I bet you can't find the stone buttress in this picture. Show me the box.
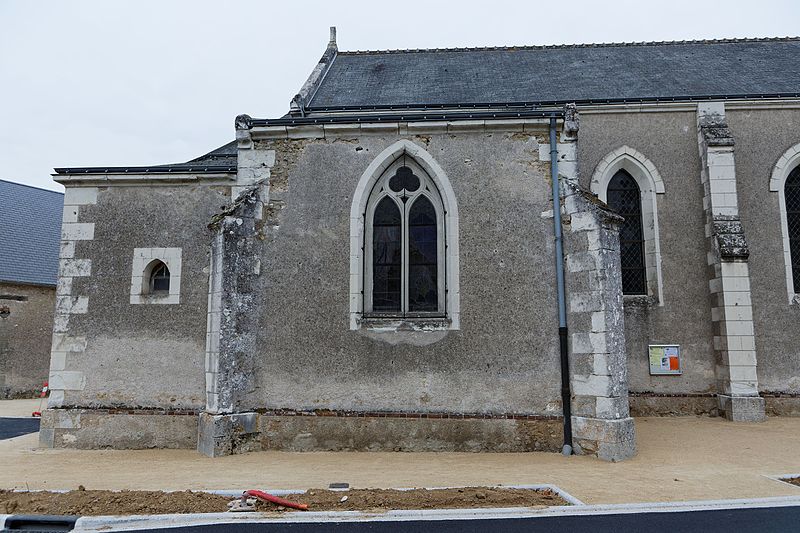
[696,102,765,422]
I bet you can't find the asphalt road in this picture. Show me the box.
[0,417,39,440]
[115,505,800,533]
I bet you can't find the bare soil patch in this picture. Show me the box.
[785,477,800,488]
[0,487,566,516]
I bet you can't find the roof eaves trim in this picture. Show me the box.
[53,165,237,175]
[250,108,565,127]
[0,277,57,288]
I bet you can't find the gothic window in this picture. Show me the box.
[130,248,182,305]
[607,169,647,295]
[148,261,170,293]
[785,165,800,293]
[365,159,445,315]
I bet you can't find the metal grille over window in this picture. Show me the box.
[149,261,170,293]
[607,169,647,295]
[785,166,800,293]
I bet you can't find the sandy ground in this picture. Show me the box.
[0,399,42,417]
[0,400,798,505]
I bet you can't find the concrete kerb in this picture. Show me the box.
[762,473,800,490]
[16,495,799,532]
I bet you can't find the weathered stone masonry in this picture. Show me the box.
[563,183,635,461]
[697,102,765,422]
[192,113,637,460]
[45,188,96,413]
[199,182,268,456]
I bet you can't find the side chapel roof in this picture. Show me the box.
[0,180,63,287]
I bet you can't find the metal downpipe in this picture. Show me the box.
[550,117,573,456]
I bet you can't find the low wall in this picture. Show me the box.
[198,410,564,457]
[39,409,198,449]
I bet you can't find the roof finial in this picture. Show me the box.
[329,26,337,48]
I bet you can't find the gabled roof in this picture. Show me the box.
[0,180,63,287]
[54,141,237,176]
[306,38,800,110]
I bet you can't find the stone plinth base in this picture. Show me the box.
[718,395,766,422]
[197,412,260,457]
[629,394,719,417]
[197,412,563,456]
[571,416,636,462]
[765,396,800,416]
[38,408,198,449]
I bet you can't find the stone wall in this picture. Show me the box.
[727,107,800,407]
[578,110,716,405]
[247,129,564,416]
[40,181,232,449]
[578,104,800,416]
[0,282,54,398]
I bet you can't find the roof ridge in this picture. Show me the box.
[338,36,800,55]
[0,178,64,195]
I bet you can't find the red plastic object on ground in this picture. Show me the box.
[244,489,309,511]
[32,381,49,417]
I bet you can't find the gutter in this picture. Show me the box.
[251,109,563,127]
[301,92,800,114]
[53,164,237,176]
[550,116,573,456]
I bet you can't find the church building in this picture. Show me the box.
[40,31,800,461]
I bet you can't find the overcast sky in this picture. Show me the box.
[2,0,799,192]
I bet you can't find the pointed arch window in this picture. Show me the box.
[365,158,445,316]
[607,169,647,295]
[785,165,800,294]
[148,260,170,293]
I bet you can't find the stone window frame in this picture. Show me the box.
[349,139,460,330]
[769,141,800,303]
[364,157,447,317]
[130,248,182,305]
[591,146,666,305]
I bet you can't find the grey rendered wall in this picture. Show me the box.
[0,282,54,397]
[727,107,800,396]
[249,132,564,415]
[61,184,229,409]
[578,111,717,396]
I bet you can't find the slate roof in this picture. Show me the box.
[0,180,63,287]
[307,38,800,109]
[54,140,237,175]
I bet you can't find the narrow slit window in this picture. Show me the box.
[149,261,170,293]
[785,166,800,293]
[607,169,647,295]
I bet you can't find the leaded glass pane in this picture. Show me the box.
[408,197,438,311]
[786,166,800,293]
[150,263,170,292]
[372,197,402,311]
[607,170,647,295]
